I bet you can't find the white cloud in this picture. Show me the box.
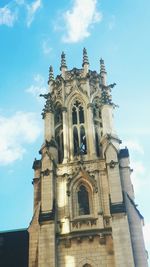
[119,127,150,136]
[62,0,102,43]
[42,40,52,55]
[121,140,144,155]
[0,5,17,27]
[26,0,42,27]
[0,0,42,28]
[26,74,47,99]
[0,112,41,165]
[131,161,148,195]
[132,161,145,177]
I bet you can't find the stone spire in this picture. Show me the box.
[100,58,106,72]
[100,58,107,86]
[82,48,89,75]
[60,51,67,78]
[48,65,54,84]
[60,51,67,70]
[82,48,89,67]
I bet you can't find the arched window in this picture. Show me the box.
[93,98,102,158]
[73,127,79,155]
[72,100,87,156]
[77,185,90,215]
[80,126,87,154]
[83,264,92,267]
[54,103,62,126]
[55,128,64,163]
[95,131,100,157]
[72,106,77,124]
[79,106,84,123]
[54,103,64,163]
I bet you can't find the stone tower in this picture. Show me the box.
[28,49,148,267]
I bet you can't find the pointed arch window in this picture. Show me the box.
[77,185,90,215]
[80,126,87,154]
[55,128,64,163]
[54,103,62,126]
[72,106,77,124]
[79,106,84,123]
[92,97,102,158]
[73,127,79,155]
[95,131,100,157]
[72,100,87,156]
[54,103,64,163]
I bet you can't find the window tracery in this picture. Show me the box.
[72,100,87,156]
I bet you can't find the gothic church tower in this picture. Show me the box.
[28,49,148,267]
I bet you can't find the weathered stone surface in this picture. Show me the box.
[28,51,148,267]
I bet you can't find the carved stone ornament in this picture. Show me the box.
[52,82,63,101]
[65,68,83,80]
[107,160,118,169]
[88,235,94,242]
[71,218,97,229]
[45,138,58,149]
[41,168,51,176]
[99,233,106,245]
[103,216,111,227]
[40,93,54,118]
[66,169,98,196]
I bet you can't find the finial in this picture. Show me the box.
[48,65,54,84]
[82,47,89,67]
[60,51,67,70]
[100,58,107,86]
[100,58,106,73]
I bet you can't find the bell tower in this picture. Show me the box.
[28,49,148,267]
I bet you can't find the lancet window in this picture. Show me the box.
[54,103,62,126]
[77,185,90,215]
[95,130,100,157]
[72,100,87,156]
[93,98,102,157]
[54,103,64,163]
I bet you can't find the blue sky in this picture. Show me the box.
[0,0,150,261]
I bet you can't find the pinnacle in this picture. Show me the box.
[82,47,89,67]
[48,65,54,83]
[60,51,67,70]
[100,58,106,73]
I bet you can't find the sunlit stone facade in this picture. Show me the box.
[28,49,148,267]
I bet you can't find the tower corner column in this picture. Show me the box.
[87,103,96,158]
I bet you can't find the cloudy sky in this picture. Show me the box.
[0,0,150,261]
